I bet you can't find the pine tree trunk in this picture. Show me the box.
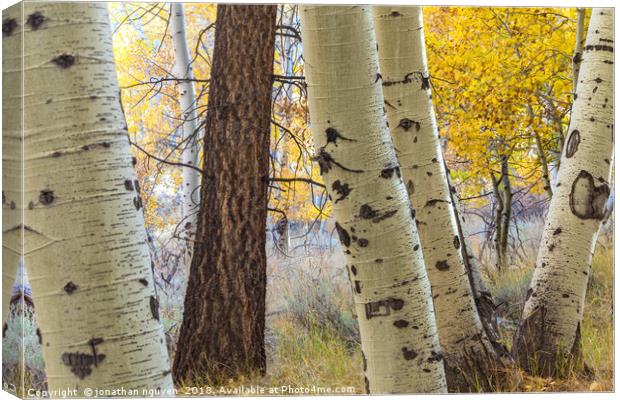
[300,5,447,394]
[170,3,201,243]
[513,8,614,377]
[3,2,173,392]
[372,6,510,391]
[173,4,277,382]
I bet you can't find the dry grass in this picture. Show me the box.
[4,229,613,394]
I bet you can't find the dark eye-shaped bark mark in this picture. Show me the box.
[364,298,404,319]
[427,350,443,363]
[420,75,431,90]
[26,12,45,30]
[350,265,357,275]
[584,44,614,52]
[358,204,397,223]
[39,189,54,205]
[380,166,401,179]
[62,350,106,379]
[398,118,420,132]
[402,347,418,360]
[406,180,415,196]
[335,222,351,247]
[36,328,42,344]
[64,281,77,294]
[2,323,7,338]
[325,127,354,147]
[124,180,134,191]
[364,377,370,394]
[132,156,138,166]
[393,319,409,328]
[569,170,610,220]
[134,180,141,193]
[332,180,352,203]
[553,227,562,236]
[315,148,363,175]
[138,278,148,286]
[357,238,369,247]
[453,235,460,249]
[51,54,76,69]
[565,130,580,158]
[150,296,160,321]
[133,197,143,211]
[435,260,450,271]
[354,281,362,294]
[2,18,17,36]
[424,199,448,207]
[382,72,414,87]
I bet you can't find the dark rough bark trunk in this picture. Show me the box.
[173,4,277,383]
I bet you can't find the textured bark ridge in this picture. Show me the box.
[170,3,201,242]
[372,6,511,391]
[301,6,447,394]
[5,3,173,393]
[513,8,614,377]
[173,5,277,383]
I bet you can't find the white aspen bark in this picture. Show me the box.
[2,3,23,332]
[4,3,173,393]
[170,3,200,240]
[300,6,446,394]
[552,7,587,188]
[372,6,509,391]
[513,8,614,376]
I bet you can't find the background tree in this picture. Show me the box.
[425,8,579,271]
[170,2,202,244]
[3,2,173,392]
[173,4,277,382]
[512,7,613,376]
[373,6,511,391]
[301,5,447,393]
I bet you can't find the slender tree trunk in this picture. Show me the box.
[491,156,511,272]
[572,8,586,92]
[499,156,512,268]
[552,8,587,187]
[513,8,614,376]
[2,2,173,393]
[173,4,277,382]
[372,6,510,391]
[170,3,201,243]
[300,6,447,394]
[491,173,505,271]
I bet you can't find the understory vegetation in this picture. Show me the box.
[5,221,612,394]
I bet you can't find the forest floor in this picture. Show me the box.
[3,228,613,395]
[177,231,614,394]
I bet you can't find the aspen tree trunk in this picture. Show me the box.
[513,8,614,376]
[301,6,446,393]
[2,5,24,395]
[572,8,586,92]
[3,3,173,393]
[173,4,277,382]
[170,3,201,242]
[491,156,511,272]
[2,4,22,333]
[552,8,587,187]
[373,6,510,391]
